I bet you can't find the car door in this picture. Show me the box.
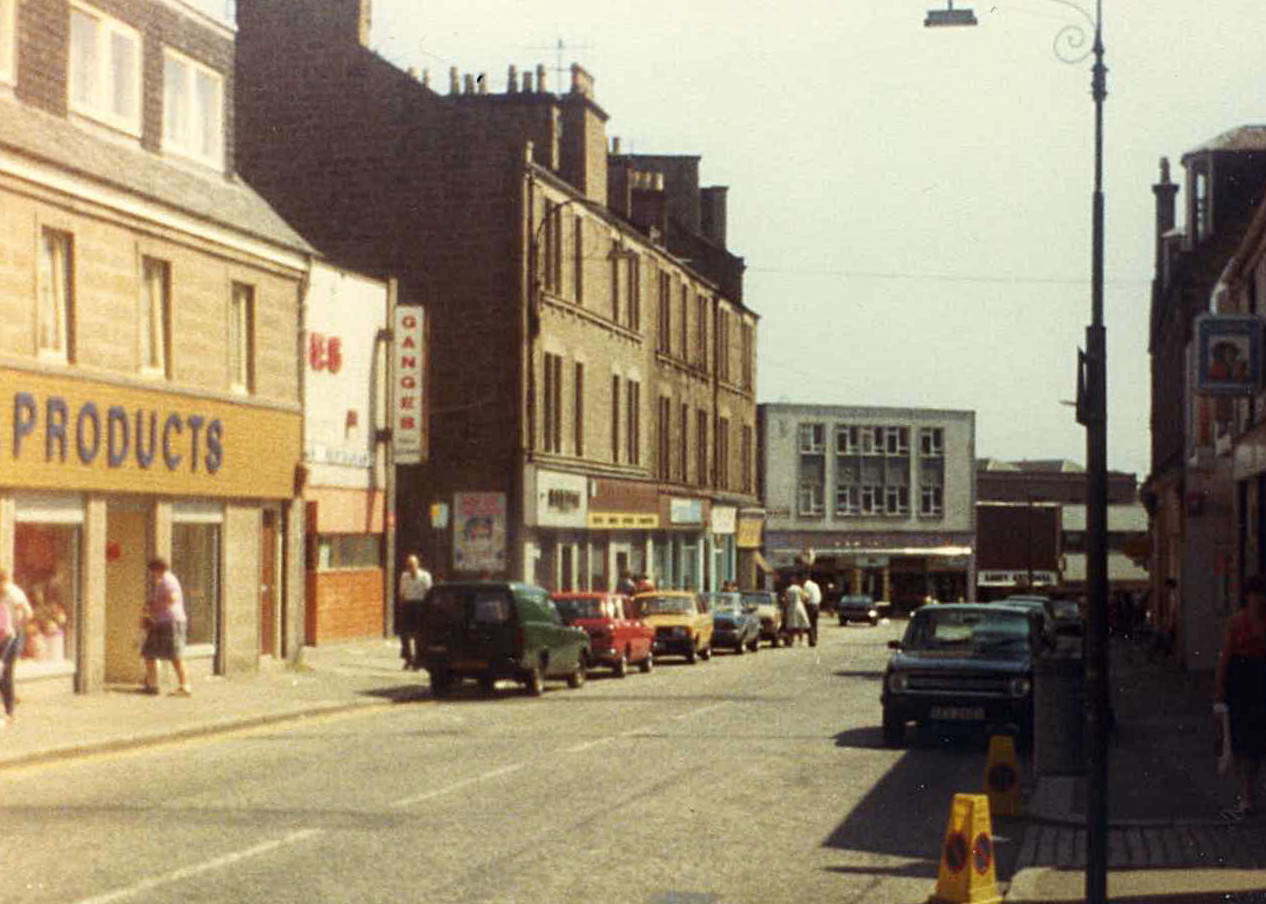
[469,587,517,666]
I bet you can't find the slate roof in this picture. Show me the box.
[0,98,311,254]
[1181,125,1266,161]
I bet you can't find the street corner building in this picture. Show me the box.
[231,0,762,592]
[759,404,976,607]
[0,0,312,694]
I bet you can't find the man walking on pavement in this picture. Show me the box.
[397,554,433,670]
[802,573,822,647]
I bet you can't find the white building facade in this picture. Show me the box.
[759,404,976,605]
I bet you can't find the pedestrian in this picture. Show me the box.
[1215,573,1266,822]
[802,573,822,646]
[616,570,636,596]
[141,558,191,696]
[783,577,810,646]
[0,569,33,727]
[634,573,655,594]
[397,554,433,670]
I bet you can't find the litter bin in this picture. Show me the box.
[1034,652,1085,775]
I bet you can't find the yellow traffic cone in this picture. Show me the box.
[984,734,1021,817]
[929,793,1001,904]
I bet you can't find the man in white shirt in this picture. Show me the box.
[802,575,822,647]
[397,554,433,669]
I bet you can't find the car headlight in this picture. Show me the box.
[887,672,909,694]
[868,609,878,618]
[1009,676,1033,698]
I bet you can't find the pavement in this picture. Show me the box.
[0,638,425,771]
[1009,637,1266,903]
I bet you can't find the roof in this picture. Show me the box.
[977,458,1021,472]
[0,98,310,254]
[1012,459,1085,474]
[1182,125,1266,161]
[1061,503,1148,532]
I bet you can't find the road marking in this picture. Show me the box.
[73,829,322,904]
[672,702,730,721]
[392,762,526,808]
[564,735,617,753]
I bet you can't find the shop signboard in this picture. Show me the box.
[710,505,737,535]
[527,468,588,528]
[393,305,426,464]
[736,510,764,549]
[670,497,703,525]
[587,512,659,529]
[1195,313,1263,396]
[453,492,506,573]
[978,570,1058,587]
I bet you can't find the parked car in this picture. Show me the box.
[837,593,880,626]
[633,591,714,663]
[552,592,654,677]
[740,590,784,647]
[880,603,1039,748]
[1051,598,1085,638]
[701,592,761,654]
[416,582,590,697]
[995,595,1057,647]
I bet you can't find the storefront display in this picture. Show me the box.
[13,522,79,669]
[172,521,220,647]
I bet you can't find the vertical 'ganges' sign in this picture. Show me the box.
[393,306,426,464]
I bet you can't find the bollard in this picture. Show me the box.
[984,734,1021,817]
[929,793,1002,904]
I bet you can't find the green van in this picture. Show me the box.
[416,582,591,696]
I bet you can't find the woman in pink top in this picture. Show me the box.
[0,568,33,726]
[141,558,191,697]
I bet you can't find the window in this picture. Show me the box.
[228,282,255,392]
[173,521,220,646]
[717,417,730,489]
[717,309,730,382]
[573,213,585,303]
[920,427,945,457]
[884,485,910,515]
[798,482,824,517]
[741,321,754,390]
[679,402,689,483]
[139,257,170,375]
[835,486,860,517]
[626,379,641,465]
[610,375,620,463]
[741,424,753,493]
[162,49,225,167]
[881,426,910,456]
[696,295,709,369]
[657,271,671,354]
[679,283,688,359]
[610,241,622,324]
[542,352,563,453]
[0,0,15,85]
[920,485,944,517]
[316,534,382,570]
[14,520,81,674]
[697,409,709,487]
[573,362,585,456]
[69,3,141,134]
[861,485,883,515]
[626,254,640,331]
[1194,167,1210,242]
[799,423,825,453]
[657,396,671,480]
[836,425,857,455]
[38,229,73,360]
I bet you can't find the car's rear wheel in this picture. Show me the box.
[699,644,712,661]
[612,653,628,678]
[748,635,760,653]
[478,673,497,696]
[734,638,745,655]
[639,652,654,673]
[523,664,544,696]
[685,645,697,664]
[567,661,586,689]
[882,708,906,748]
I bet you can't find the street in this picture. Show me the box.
[1,621,1022,904]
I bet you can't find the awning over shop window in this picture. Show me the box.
[754,551,775,575]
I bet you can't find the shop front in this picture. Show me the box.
[0,371,302,693]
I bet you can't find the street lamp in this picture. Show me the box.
[926,4,1110,903]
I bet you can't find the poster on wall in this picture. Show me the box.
[393,306,426,463]
[453,492,506,574]
[1195,313,1263,396]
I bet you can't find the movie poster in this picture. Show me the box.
[453,491,506,574]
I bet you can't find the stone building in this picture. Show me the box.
[759,404,976,606]
[233,0,760,592]
[0,0,311,692]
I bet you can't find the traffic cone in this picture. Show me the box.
[929,793,1001,904]
[983,734,1021,817]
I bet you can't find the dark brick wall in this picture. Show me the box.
[16,0,236,175]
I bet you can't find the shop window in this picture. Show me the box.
[38,228,74,361]
[69,2,141,135]
[13,523,79,670]
[172,522,219,647]
[317,534,382,570]
[162,48,225,168]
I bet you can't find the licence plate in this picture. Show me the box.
[452,659,487,671]
[930,706,985,721]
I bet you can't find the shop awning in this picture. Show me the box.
[754,551,775,575]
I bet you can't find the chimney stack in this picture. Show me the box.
[449,67,459,95]
[421,69,431,89]
[463,73,475,95]
[612,136,621,155]
[523,70,534,92]
[700,186,729,249]
[477,72,488,95]
[536,64,547,94]
[508,65,519,93]
[1153,157,1178,276]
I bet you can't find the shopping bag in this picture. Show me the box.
[1214,702,1232,775]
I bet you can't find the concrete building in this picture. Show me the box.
[1145,127,1266,669]
[0,0,311,693]
[759,404,976,606]
[233,0,760,592]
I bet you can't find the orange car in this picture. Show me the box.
[633,590,714,664]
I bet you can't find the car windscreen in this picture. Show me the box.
[1052,599,1081,619]
[701,594,743,612]
[638,595,695,615]
[553,598,603,621]
[420,587,513,628]
[841,596,874,606]
[904,609,1030,652]
[740,593,775,607]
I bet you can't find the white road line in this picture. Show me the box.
[391,762,526,808]
[672,701,730,721]
[73,829,322,904]
[564,735,617,753]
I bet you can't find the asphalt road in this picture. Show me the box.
[1,619,1023,904]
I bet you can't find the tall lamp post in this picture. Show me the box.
[925,3,1109,902]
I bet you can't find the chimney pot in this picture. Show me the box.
[477,72,488,95]
[508,65,519,93]
[612,136,621,155]
[523,71,534,92]
[536,64,547,93]
[406,66,418,79]
[449,67,459,95]
[421,68,431,89]
[463,73,475,95]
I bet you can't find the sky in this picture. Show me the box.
[208,0,1266,478]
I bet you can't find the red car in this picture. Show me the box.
[551,592,654,677]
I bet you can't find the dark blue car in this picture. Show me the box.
[700,592,761,654]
